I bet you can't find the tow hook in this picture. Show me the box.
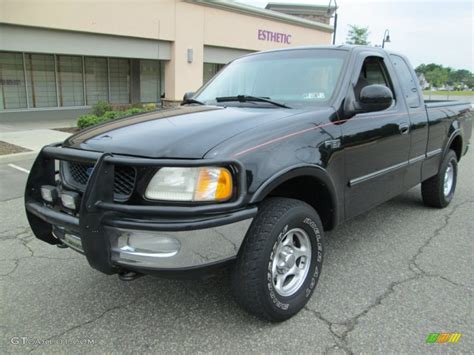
[118,270,143,281]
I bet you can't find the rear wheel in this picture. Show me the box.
[231,197,324,321]
[421,149,458,208]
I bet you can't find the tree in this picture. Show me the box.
[415,63,473,89]
[414,64,427,74]
[415,63,443,75]
[425,68,449,88]
[449,69,471,84]
[346,25,370,45]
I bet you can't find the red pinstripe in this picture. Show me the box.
[233,111,407,157]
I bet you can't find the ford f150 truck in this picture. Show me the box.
[25,46,472,321]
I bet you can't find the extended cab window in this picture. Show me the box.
[354,57,393,101]
[390,55,421,108]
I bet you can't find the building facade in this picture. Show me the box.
[0,0,333,118]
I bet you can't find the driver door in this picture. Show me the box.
[342,53,411,219]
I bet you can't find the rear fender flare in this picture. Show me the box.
[443,127,462,161]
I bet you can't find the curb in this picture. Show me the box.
[0,151,38,164]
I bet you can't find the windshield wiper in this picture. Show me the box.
[181,98,205,105]
[215,95,291,109]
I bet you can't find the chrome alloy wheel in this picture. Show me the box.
[271,228,312,297]
[444,162,454,197]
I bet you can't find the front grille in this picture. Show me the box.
[62,161,136,199]
[68,162,91,186]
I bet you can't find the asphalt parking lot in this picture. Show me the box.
[1,152,472,354]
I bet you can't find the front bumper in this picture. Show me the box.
[25,145,256,275]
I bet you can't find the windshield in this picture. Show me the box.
[195,49,347,108]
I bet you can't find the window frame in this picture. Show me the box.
[348,52,401,113]
[25,53,58,108]
[356,56,396,98]
[0,51,28,110]
[389,54,422,109]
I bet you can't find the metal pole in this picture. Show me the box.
[333,12,338,45]
[382,29,390,48]
[107,57,111,103]
[54,54,60,107]
[82,56,86,106]
[22,52,30,108]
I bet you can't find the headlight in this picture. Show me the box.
[145,167,233,202]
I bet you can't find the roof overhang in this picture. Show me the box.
[185,0,334,33]
[266,2,337,16]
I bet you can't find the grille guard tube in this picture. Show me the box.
[25,147,61,245]
[24,144,251,275]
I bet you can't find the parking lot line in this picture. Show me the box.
[8,163,30,174]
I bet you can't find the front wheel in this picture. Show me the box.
[231,197,324,321]
[421,149,458,208]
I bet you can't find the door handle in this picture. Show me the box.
[399,123,410,135]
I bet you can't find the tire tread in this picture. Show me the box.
[421,150,457,208]
[231,197,319,321]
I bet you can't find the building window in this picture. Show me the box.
[0,52,27,110]
[1,52,165,110]
[140,59,161,103]
[109,58,130,104]
[57,55,84,106]
[25,54,57,108]
[203,63,225,85]
[85,57,108,105]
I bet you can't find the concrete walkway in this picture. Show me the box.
[0,108,86,133]
[0,129,72,163]
[0,110,78,163]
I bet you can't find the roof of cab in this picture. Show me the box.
[238,44,402,60]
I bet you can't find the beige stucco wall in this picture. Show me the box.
[202,6,332,51]
[0,0,177,41]
[165,1,205,102]
[1,0,333,101]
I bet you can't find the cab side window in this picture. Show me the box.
[390,55,421,108]
[355,57,393,101]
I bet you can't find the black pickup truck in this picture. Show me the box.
[25,46,472,321]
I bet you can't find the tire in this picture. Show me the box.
[231,197,324,321]
[421,149,458,208]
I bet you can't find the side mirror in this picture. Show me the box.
[359,85,393,112]
[182,91,195,103]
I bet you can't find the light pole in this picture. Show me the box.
[382,29,391,48]
[327,0,338,45]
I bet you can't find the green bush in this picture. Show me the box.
[77,114,101,129]
[143,103,157,111]
[123,108,145,115]
[101,111,122,120]
[92,101,112,117]
[77,108,147,129]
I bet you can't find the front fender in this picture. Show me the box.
[249,164,340,228]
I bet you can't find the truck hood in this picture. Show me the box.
[64,105,303,158]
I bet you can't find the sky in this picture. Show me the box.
[236,0,474,71]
